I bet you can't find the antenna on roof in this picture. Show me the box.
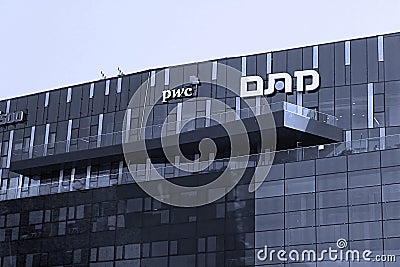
[100,71,107,79]
[118,67,124,76]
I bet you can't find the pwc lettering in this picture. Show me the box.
[162,76,200,103]
[0,111,25,126]
[240,70,320,98]
[162,86,194,103]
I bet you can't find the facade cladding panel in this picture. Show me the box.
[0,33,399,266]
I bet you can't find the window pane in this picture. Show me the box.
[285,210,315,228]
[255,196,284,215]
[285,176,315,195]
[351,84,368,129]
[316,172,347,191]
[287,227,316,245]
[348,168,380,188]
[383,184,400,202]
[256,180,283,198]
[381,166,400,184]
[349,221,382,240]
[255,213,284,231]
[317,190,347,208]
[385,81,400,126]
[335,86,351,129]
[349,187,381,205]
[317,207,348,225]
[285,193,315,212]
[349,204,381,222]
[317,224,348,243]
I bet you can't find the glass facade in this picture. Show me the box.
[0,32,400,266]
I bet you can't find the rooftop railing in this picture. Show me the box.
[11,102,337,160]
[3,133,400,201]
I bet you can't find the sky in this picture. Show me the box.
[0,0,399,100]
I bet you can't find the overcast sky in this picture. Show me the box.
[0,0,399,100]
